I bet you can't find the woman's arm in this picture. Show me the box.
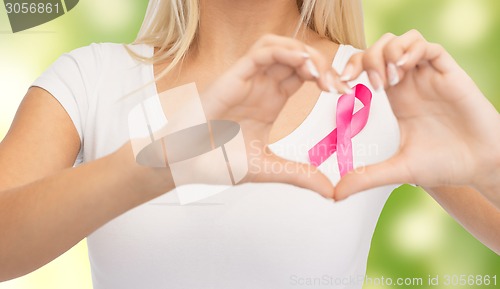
[425,186,500,254]
[0,88,173,281]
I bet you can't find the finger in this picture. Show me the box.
[263,50,326,84]
[255,152,335,198]
[279,74,303,96]
[265,63,296,83]
[426,43,459,74]
[343,52,385,92]
[252,35,326,82]
[275,60,331,89]
[264,47,334,84]
[339,52,364,82]
[333,155,412,201]
[234,47,310,81]
[243,45,339,92]
[264,49,322,82]
[395,39,427,70]
[382,30,458,74]
[361,33,397,89]
[383,29,426,66]
[247,34,343,93]
[251,34,308,53]
[304,45,352,94]
[255,47,311,70]
[387,39,428,88]
[383,30,458,77]
[383,30,428,86]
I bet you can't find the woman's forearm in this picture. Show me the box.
[0,144,173,281]
[425,185,500,254]
[472,153,500,209]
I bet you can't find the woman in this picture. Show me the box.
[0,0,498,288]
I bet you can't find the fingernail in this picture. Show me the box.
[299,52,311,59]
[367,70,383,91]
[306,59,320,79]
[326,72,337,93]
[340,64,353,82]
[387,63,400,86]
[342,85,354,95]
[396,53,410,67]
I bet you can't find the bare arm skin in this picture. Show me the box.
[426,186,500,254]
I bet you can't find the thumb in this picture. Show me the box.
[255,154,334,198]
[334,155,411,201]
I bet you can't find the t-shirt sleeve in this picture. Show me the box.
[31,44,102,165]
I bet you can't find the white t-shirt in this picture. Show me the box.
[32,43,401,289]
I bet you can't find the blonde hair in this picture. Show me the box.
[131,0,366,77]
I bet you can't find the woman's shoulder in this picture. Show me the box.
[35,42,155,103]
[51,43,151,79]
[64,42,152,64]
[42,43,154,88]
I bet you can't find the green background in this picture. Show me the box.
[0,0,498,288]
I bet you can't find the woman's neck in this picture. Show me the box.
[192,0,306,69]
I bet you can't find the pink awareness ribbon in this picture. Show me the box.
[308,84,372,176]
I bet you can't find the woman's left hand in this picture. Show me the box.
[334,30,500,207]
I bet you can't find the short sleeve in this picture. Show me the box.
[31,44,102,165]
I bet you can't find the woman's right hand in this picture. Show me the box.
[195,34,348,197]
